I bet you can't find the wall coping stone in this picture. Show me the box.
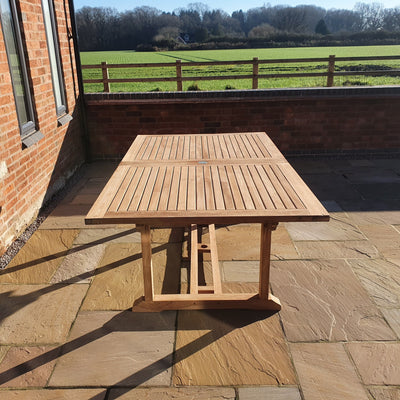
[85,86,400,105]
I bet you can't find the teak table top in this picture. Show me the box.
[85,132,329,226]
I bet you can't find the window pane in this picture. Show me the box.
[42,0,66,115]
[0,0,31,127]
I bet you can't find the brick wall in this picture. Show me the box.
[0,0,85,255]
[85,87,400,159]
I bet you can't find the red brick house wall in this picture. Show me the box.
[85,88,400,159]
[0,0,85,255]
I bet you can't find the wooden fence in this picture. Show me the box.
[81,55,400,92]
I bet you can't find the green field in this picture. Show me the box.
[81,45,400,92]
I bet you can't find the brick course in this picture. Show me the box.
[85,88,400,159]
[0,0,85,255]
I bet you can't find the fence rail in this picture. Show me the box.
[81,55,400,92]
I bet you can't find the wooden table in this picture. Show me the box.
[85,132,329,312]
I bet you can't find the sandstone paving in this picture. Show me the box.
[173,301,296,386]
[341,168,400,184]
[39,204,92,229]
[288,159,332,174]
[0,230,79,284]
[368,387,400,400]
[0,347,8,363]
[357,224,400,258]
[82,161,118,179]
[0,389,107,400]
[294,240,378,259]
[238,386,301,400]
[290,343,369,400]
[297,173,362,201]
[270,259,396,342]
[108,387,236,399]
[381,309,400,338]
[81,242,181,311]
[73,228,141,245]
[285,214,365,241]
[353,183,400,200]
[348,259,400,309]
[347,342,400,385]
[372,158,400,169]
[49,311,176,387]
[50,243,106,284]
[337,200,400,225]
[197,224,298,261]
[222,261,259,282]
[0,284,88,344]
[0,346,59,387]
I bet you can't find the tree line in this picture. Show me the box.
[75,2,400,51]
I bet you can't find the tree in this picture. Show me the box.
[325,9,360,33]
[315,19,329,34]
[354,2,385,30]
[248,23,276,38]
[272,6,308,33]
[76,7,120,51]
[382,7,400,31]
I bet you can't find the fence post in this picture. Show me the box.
[327,55,335,87]
[252,57,259,89]
[176,60,183,91]
[101,61,110,92]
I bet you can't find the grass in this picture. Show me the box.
[80,45,400,92]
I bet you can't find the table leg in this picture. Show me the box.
[133,223,281,312]
[138,224,154,302]
[259,223,278,300]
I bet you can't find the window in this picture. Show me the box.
[42,0,67,117]
[0,0,39,142]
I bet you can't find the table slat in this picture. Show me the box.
[86,132,329,224]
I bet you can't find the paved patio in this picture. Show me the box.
[0,157,399,400]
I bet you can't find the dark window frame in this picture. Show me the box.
[41,0,67,117]
[0,0,38,139]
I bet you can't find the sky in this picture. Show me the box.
[72,0,400,14]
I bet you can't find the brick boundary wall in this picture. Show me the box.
[85,86,400,159]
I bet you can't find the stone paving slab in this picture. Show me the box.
[0,347,8,364]
[270,259,396,342]
[354,183,400,200]
[173,305,296,386]
[73,228,141,245]
[288,159,332,174]
[347,342,400,385]
[357,224,400,258]
[50,243,106,284]
[381,309,400,338]
[222,261,259,282]
[49,311,176,387]
[0,284,88,345]
[238,386,301,400]
[342,205,400,226]
[342,168,400,183]
[368,387,400,400]
[286,215,365,241]
[197,224,298,261]
[0,346,59,387]
[81,242,181,311]
[348,259,400,309]
[290,343,369,400]
[0,390,107,400]
[299,173,363,201]
[0,230,79,284]
[294,240,378,259]
[108,387,236,399]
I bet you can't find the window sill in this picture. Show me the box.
[22,130,44,148]
[57,113,73,126]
